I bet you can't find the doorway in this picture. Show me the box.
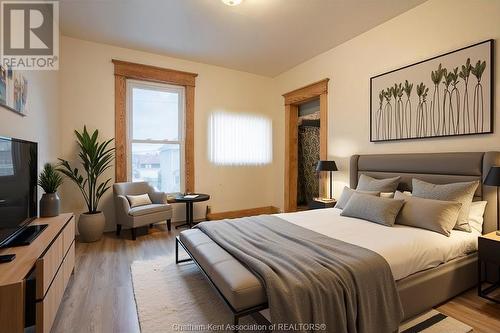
[282,79,329,212]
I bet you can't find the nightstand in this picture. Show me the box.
[478,231,500,303]
[308,198,336,210]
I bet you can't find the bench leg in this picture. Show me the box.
[175,237,192,264]
[167,219,171,231]
[175,237,179,263]
[116,224,121,236]
[233,316,239,333]
[131,227,136,240]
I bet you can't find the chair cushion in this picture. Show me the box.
[126,193,152,208]
[179,229,266,311]
[129,204,172,217]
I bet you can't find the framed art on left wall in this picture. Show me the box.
[0,66,28,116]
[370,39,493,142]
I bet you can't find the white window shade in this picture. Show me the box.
[209,112,272,166]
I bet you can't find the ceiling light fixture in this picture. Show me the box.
[222,0,243,6]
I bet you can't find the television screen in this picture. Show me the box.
[0,137,37,246]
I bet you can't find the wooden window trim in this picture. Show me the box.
[282,78,329,212]
[112,59,197,192]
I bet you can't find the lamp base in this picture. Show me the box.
[315,197,336,203]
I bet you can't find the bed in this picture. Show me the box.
[176,151,500,330]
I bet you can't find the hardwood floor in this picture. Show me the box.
[52,224,500,332]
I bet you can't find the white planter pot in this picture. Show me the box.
[78,211,105,242]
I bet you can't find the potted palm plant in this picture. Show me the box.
[58,126,114,242]
[38,163,63,217]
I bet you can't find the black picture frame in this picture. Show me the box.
[370,39,494,142]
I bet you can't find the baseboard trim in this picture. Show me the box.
[206,206,281,221]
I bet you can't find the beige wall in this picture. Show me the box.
[59,36,277,230]
[271,0,500,208]
[6,0,498,226]
[0,70,60,198]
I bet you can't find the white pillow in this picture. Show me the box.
[126,194,152,208]
[468,201,487,234]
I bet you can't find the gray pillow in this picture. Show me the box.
[340,193,404,227]
[412,179,479,232]
[336,186,380,210]
[357,174,401,192]
[394,191,462,236]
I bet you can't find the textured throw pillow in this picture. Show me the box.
[356,174,401,192]
[394,191,462,236]
[336,186,380,210]
[126,194,152,208]
[468,201,487,234]
[412,179,479,232]
[340,193,404,227]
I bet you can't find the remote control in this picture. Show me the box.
[0,254,16,263]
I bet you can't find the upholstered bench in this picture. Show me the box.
[176,229,268,322]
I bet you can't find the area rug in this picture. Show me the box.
[130,257,262,333]
[131,257,473,333]
[400,309,473,333]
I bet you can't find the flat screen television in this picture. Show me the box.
[0,136,38,247]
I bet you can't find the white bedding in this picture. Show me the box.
[277,208,479,280]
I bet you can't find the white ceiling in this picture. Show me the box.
[60,0,427,77]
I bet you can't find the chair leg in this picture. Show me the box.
[167,219,172,231]
[131,227,136,240]
[116,224,122,236]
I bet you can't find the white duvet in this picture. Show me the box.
[277,208,478,281]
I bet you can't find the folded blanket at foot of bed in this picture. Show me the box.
[196,215,404,333]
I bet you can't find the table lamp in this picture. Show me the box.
[316,160,338,200]
[484,166,500,235]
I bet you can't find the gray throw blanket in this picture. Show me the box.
[197,215,403,333]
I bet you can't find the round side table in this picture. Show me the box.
[174,194,210,229]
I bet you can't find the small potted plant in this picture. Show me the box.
[38,163,63,217]
[58,126,114,242]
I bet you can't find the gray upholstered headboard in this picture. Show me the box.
[349,152,500,234]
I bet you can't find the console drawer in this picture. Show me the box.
[63,242,75,287]
[62,217,75,255]
[36,235,63,299]
[36,261,65,333]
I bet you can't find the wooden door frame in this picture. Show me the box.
[282,79,329,212]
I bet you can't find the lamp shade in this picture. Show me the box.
[484,166,500,186]
[316,160,338,172]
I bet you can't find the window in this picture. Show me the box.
[209,112,272,166]
[127,80,184,193]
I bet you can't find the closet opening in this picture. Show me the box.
[282,79,329,212]
[297,99,320,210]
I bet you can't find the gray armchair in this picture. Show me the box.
[113,181,173,240]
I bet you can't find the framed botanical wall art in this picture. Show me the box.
[0,65,28,116]
[370,39,493,142]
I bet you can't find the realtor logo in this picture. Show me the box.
[1,1,59,70]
